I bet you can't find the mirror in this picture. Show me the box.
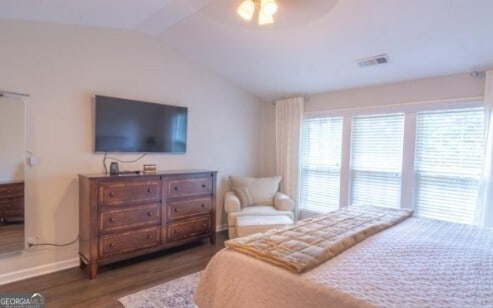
[0,96,25,254]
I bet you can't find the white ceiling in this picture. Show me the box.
[0,0,492,100]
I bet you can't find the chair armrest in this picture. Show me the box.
[273,192,294,211]
[224,191,241,213]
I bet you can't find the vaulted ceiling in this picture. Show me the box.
[0,0,492,100]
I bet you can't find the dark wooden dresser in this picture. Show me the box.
[0,181,24,223]
[78,170,216,279]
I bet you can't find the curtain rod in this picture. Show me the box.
[0,90,30,98]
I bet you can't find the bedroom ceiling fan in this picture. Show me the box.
[237,0,278,25]
[187,0,338,30]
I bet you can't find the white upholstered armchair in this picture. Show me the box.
[225,176,294,239]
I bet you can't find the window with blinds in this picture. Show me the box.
[414,107,484,224]
[300,117,343,213]
[350,113,405,208]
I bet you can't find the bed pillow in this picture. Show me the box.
[229,176,282,207]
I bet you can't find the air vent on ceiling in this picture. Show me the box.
[355,54,389,68]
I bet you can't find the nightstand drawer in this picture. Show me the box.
[168,216,210,242]
[99,180,160,206]
[99,203,161,233]
[99,226,160,257]
[167,176,213,199]
[168,198,211,220]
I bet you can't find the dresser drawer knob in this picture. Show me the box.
[109,217,115,222]
[109,243,114,248]
[147,212,152,216]
[201,204,206,208]
[174,208,179,212]
[147,234,153,239]
[147,188,152,193]
[174,186,179,191]
[109,192,115,197]
[201,184,206,188]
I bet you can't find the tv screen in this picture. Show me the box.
[94,95,187,153]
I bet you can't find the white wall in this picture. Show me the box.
[0,98,25,182]
[306,73,484,112]
[0,20,263,280]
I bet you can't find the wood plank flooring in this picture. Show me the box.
[0,223,24,254]
[1,231,228,308]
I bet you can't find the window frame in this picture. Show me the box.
[349,112,405,209]
[412,107,485,224]
[301,96,484,219]
[300,117,344,216]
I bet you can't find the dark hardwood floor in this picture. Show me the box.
[2,231,228,308]
[0,223,24,254]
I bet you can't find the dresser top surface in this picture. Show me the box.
[79,169,217,179]
[0,180,24,186]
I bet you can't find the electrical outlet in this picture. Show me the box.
[27,236,39,247]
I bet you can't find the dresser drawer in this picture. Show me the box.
[0,197,24,219]
[99,203,161,233]
[168,216,210,242]
[99,180,160,207]
[167,176,213,199]
[99,226,160,257]
[0,182,24,199]
[168,198,211,220]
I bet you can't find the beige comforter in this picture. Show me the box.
[195,217,493,308]
[225,205,413,273]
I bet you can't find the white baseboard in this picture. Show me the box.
[0,257,79,285]
[215,224,228,232]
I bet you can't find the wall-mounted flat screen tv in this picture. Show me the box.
[94,95,187,153]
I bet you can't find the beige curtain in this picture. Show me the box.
[476,70,493,227]
[275,96,304,219]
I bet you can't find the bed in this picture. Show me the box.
[194,210,493,307]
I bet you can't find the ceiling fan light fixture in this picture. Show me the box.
[258,10,274,25]
[237,0,278,25]
[261,0,278,16]
[237,0,255,21]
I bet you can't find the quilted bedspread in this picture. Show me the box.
[195,217,493,308]
[225,205,413,273]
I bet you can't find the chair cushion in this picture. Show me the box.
[239,205,287,215]
[236,215,294,237]
[227,206,295,227]
[229,176,281,206]
[237,215,294,227]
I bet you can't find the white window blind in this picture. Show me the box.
[350,113,404,208]
[414,107,484,224]
[300,117,343,213]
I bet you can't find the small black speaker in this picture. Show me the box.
[109,162,119,175]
